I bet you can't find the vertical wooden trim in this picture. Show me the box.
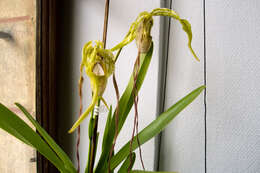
[36,0,58,172]
[36,0,42,171]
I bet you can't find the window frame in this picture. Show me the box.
[36,0,58,172]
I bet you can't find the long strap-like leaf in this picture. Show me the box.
[118,152,136,173]
[110,85,205,169]
[15,103,77,173]
[0,103,67,172]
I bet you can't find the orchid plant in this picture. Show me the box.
[0,8,205,173]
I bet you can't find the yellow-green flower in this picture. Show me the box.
[69,41,115,133]
[110,8,199,61]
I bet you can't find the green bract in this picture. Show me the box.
[69,40,115,133]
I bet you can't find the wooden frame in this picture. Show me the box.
[36,0,58,172]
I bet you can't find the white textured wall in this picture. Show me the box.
[57,1,160,172]
[207,1,260,172]
[159,0,205,172]
[160,0,260,173]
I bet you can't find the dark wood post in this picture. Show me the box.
[36,0,58,172]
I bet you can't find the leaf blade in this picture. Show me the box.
[110,85,205,169]
[0,103,66,172]
[15,103,77,173]
[118,152,136,173]
[102,106,112,152]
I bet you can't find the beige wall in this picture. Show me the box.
[0,0,36,172]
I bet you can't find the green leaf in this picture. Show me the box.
[95,106,112,173]
[95,43,154,173]
[131,171,177,173]
[94,132,99,167]
[118,152,136,173]
[88,111,95,139]
[15,103,77,173]
[86,134,92,173]
[0,103,67,172]
[110,85,205,169]
[85,132,100,173]
[102,106,112,152]
[116,43,154,133]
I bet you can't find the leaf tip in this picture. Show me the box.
[199,85,206,91]
[68,127,75,134]
[14,102,20,107]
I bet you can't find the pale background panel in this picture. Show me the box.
[161,0,260,173]
[159,0,204,172]
[207,0,260,172]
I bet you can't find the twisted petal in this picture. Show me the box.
[110,8,199,61]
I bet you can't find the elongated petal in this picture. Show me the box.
[69,86,98,133]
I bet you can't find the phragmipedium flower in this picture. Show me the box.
[69,40,115,133]
[110,8,200,61]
